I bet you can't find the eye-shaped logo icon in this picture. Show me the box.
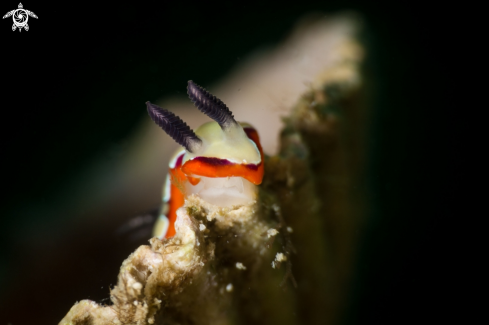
[3,3,38,32]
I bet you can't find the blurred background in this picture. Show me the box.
[0,1,451,324]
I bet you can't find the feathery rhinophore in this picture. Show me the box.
[187,80,237,129]
[146,102,202,153]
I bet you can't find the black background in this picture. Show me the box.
[0,1,453,324]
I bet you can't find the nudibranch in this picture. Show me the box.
[147,81,264,239]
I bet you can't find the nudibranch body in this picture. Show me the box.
[148,81,264,239]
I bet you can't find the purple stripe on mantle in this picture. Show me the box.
[192,156,259,171]
[175,153,185,168]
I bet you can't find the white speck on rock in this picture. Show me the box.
[226,283,233,292]
[236,262,247,270]
[267,228,279,238]
[287,226,293,233]
[275,253,287,262]
[132,282,143,290]
[199,224,206,231]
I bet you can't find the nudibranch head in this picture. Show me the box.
[147,81,264,186]
[181,121,263,185]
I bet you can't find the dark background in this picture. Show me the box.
[0,1,452,324]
